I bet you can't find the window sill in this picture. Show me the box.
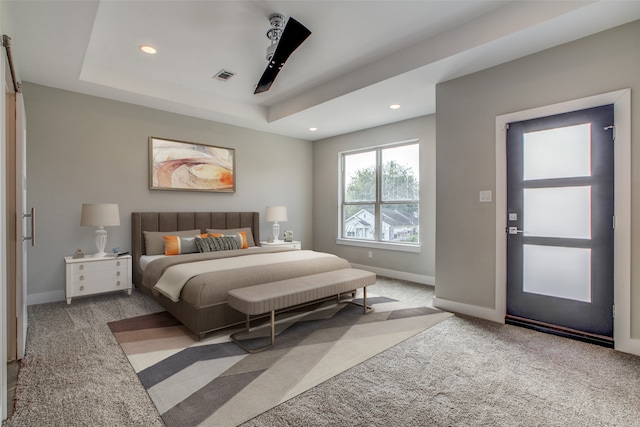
[336,238,421,253]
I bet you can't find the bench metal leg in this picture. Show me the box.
[343,286,374,314]
[229,311,275,354]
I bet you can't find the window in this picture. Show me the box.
[340,140,419,248]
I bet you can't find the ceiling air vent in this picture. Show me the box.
[213,69,236,81]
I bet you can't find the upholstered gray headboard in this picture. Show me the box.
[131,212,260,286]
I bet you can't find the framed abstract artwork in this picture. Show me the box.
[149,137,235,193]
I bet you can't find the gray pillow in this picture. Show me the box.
[206,227,256,247]
[143,229,202,255]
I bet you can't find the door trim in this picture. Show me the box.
[495,88,637,355]
[15,92,26,360]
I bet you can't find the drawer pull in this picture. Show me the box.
[80,285,84,291]
[79,265,84,270]
[116,271,121,277]
[116,261,121,267]
[116,281,121,287]
[79,275,84,281]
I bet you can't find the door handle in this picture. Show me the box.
[508,227,524,235]
[23,207,35,246]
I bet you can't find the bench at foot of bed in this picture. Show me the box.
[227,268,376,353]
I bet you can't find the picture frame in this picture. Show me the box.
[149,137,236,193]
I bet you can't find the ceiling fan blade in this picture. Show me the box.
[254,17,311,94]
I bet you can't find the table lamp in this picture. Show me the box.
[265,205,287,242]
[80,203,120,257]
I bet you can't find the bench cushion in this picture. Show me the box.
[227,268,376,315]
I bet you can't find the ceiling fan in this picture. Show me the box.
[254,13,311,94]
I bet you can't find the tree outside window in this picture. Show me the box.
[341,141,419,244]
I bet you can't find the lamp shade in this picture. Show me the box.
[265,205,287,222]
[80,203,120,227]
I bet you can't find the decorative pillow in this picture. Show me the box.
[163,236,199,256]
[143,229,202,255]
[195,236,241,252]
[208,232,248,249]
[206,227,255,247]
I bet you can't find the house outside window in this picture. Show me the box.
[340,140,419,249]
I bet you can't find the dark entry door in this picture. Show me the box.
[506,105,614,343]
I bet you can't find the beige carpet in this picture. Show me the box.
[5,279,640,427]
[108,295,451,426]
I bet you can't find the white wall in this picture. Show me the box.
[23,82,313,304]
[312,115,436,283]
[435,21,640,346]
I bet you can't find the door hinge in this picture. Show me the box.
[612,216,615,230]
[505,123,510,130]
[612,304,615,318]
[604,125,615,140]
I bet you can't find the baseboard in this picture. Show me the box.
[432,296,505,323]
[27,290,65,306]
[350,264,434,286]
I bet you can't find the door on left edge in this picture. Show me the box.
[5,49,29,362]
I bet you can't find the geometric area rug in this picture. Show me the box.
[108,296,452,427]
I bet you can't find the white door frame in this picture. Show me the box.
[495,89,637,355]
[1,40,7,422]
[15,92,26,359]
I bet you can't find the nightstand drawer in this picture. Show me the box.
[260,240,301,250]
[70,259,126,273]
[72,279,127,296]
[72,268,125,283]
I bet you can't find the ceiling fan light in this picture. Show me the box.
[139,45,157,54]
[266,43,277,61]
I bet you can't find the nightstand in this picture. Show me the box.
[260,240,301,250]
[64,255,132,304]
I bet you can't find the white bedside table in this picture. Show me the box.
[64,255,132,304]
[260,240,301,250]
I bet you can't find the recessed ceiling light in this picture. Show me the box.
[389,104,401,109]
[139,45,157,54]
[309,127,318,132]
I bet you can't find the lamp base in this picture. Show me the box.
[272,221,281,242]
[95,227,108,257]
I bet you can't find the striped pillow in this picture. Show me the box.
[208,232,248,249]
[206,228,255,247]
[195,236,242,252]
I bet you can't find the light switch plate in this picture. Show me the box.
[479,190,492,203]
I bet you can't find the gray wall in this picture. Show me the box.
[436,22,640,335]
[23,83,312,303]
[312,115,436,282]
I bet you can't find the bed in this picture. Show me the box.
[131,212,355,337]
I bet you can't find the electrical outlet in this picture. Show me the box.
[368,251,373,259]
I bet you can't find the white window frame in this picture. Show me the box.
[337,139,421,253]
